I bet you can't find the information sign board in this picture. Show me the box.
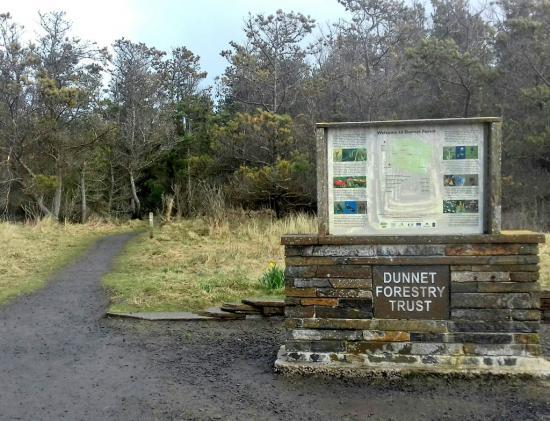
[318,118,502,235]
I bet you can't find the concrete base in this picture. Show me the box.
[274,346,550,377]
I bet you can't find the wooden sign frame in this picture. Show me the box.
[316,117,502,236]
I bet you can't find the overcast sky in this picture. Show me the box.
[3,0,350,87]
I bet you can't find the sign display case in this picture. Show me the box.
[316,118,502,236]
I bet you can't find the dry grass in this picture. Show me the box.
[0,218,139,304]
[103,213,317,313]
[540,235,550,290]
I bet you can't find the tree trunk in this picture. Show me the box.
[187,146,192,216]
[164,195,174,223]
[52,173,62,221]
[129,170,140,218]
[80,163,87,224]
[37,195,52,218]
[13,155,53,218]
[2,174,11,216]
[273,197,283,219]
[108,160,115,214]
[463,87,471,117]
[173,183,183,219]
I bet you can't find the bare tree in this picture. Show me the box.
[220,10,315,114]
[31,11,107,219]
[110,39,176,218]
[0,14,38,216]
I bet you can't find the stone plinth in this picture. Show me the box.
[275,232,550,376]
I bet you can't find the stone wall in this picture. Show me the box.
[276,232,550,376]
[542,291,550,323]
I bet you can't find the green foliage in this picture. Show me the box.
[139,94,217,215]
[228,153,314,215]
[495,0,550,225]
[213,110,315,215]
[214,110,295,164]
[406,37,496,117]
[37,77,85,108]
[34,175,60,193]
[235,154,310,187]
[259,262,285,291]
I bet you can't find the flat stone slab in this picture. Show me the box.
[281,232,546,245]
[274,346,550,377]
[106,311,215,321]
[242,298,285,308]
[221,303,261,314]
[198,307,246,320]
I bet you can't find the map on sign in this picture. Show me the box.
[388,138,432,175]
[327,124,484,235]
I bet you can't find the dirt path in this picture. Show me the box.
[1,234,549,420]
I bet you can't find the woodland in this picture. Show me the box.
[0,0,548,228]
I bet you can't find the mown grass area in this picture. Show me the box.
[540,235,550,290]
[0,219,140,305]
[103,213,317,313]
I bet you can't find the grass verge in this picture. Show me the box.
[1,218,139,305]
[103,213,317,313]
[103,219,550,311]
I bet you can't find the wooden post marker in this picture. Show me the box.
[149,212,154,239]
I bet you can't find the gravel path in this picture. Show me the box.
[1,234,549,420]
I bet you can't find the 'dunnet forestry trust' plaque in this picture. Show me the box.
[373,265,450,320]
